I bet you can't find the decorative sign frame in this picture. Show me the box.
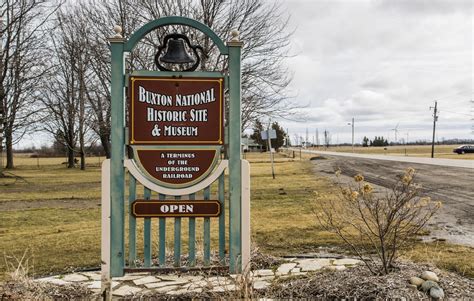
[102,16,249,286]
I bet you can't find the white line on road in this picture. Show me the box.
[291,148,474,169]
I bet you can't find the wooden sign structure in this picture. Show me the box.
[129,76,224,146]
[128,75,224,188]
[102,16,250,291]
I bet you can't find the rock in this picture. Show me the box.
[87,280,119,289]
[63,273,89,282]
[252,269,274,277]
[276,263,297,275]
[180,275,204,282]
[258,275,275,281]
[186,287,204,293]
[80,271,101,281]
[298,260,326,272]
[253,280,270,290]
[113,274,146,281]
[208,277,233,286]
[212,284,237,292]
[158,275,183,281]
[407,284,418,291]
[290,267,301,273]
[87,281,102,289]
[421,271,439,282]
[332,258,362,266]
[35,277,68,286]
[183,280,209,289]
[133,275,160,285]
[144,279,188,289]
[325,265,346,271]
[167,287,202,295]
[297,258,332,267]
[421,280,439,293]
[430,287,445,299]
[410,276,425,287]
[154,285,180,293]
[112,285,142,296]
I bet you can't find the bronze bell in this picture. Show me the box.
[160,38,195,64]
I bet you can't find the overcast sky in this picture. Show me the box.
[17,0,472,149]
[278,0,472,144]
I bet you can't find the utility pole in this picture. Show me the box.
[347,118,354,152]
[352,118,354,152]
[430,101,438,158]
[316,129,319,148]
[305,128,308,148]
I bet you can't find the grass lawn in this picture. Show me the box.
[0,152,473,280]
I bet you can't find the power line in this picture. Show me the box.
[438,109,473,117]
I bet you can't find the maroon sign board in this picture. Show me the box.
[132,200,221,217]
[129,76,224,145]
[133,147,219,187]
[128,75,224,187]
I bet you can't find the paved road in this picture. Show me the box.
[303,151,474,247]
[293,148,474,169]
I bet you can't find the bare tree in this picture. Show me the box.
[66,0,295,158]
[0,0,60,169]
[123,0,296,129]
[40,9,92,169]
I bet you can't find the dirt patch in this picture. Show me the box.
[309,156,327,160]
[0,199,101,211]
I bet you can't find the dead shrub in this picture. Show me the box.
[315,168,440,275]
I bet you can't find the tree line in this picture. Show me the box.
[0,0,295,170]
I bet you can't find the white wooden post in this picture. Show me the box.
[101,159,112,299]
[241,160,251,273]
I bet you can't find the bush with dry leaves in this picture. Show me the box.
[315,168,441,275]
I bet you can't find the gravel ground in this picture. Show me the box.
[309,155,474,247]
[2,259,472,300]
[265,261,473,299]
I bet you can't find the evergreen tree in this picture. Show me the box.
[250,119,265,148]
[362,136,369,147]
[271,121,286,150]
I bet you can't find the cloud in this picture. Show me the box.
[375,0,473,16]
[278,0,472,143]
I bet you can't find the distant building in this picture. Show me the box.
[242,138,261,152]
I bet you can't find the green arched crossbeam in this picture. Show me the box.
[124,16,228,55]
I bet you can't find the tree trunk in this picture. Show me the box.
[67,147,74,168]
[100,134,111,158]
[78,60,86,170]
[5,128,13,169]
[80,149,85,170]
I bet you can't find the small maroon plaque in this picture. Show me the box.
[129,76,224,145]
[134,148,218,186]
[132,200,221,217]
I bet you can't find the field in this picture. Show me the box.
[0,152,473,280]
[304,144,474,160]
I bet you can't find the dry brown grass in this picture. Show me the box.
[0,152,473,281]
